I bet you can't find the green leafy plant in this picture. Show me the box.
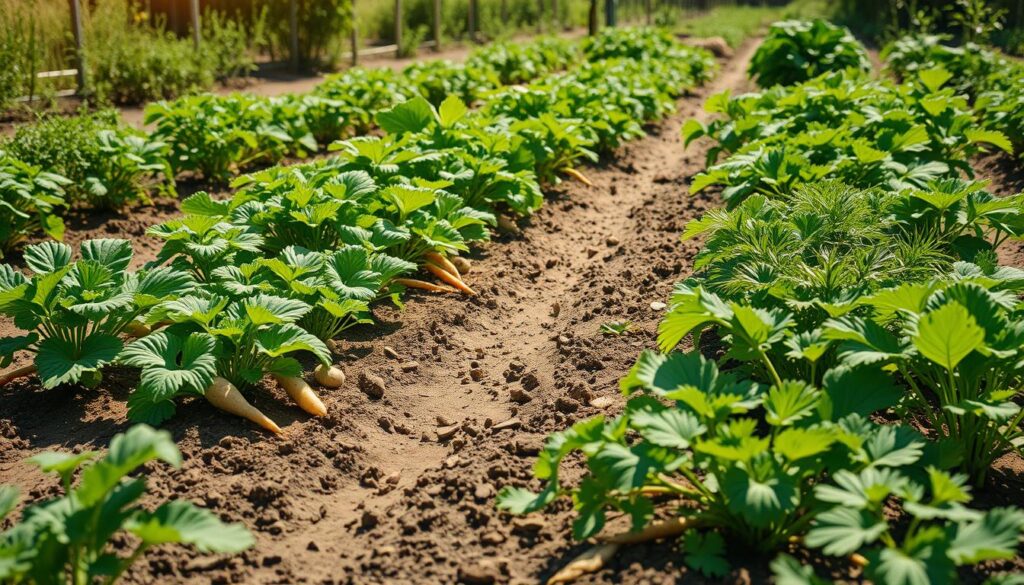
[599,320,632,335]
[0,424,253,584]
[0,239,194,389]
[749,19,870,87]
[0,155,68,257]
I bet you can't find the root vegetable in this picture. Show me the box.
[451,256,472,274]
[563,167,594,187]
[314,363,346,388]
[424,251,461,278]
[547,517,692,584]
[394,278,458,293]
[0,364,36,386]
[424,263,476,296]
[274,374,327,417]
[205,377,282,435]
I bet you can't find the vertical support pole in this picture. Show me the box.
[501,0,508,24]
[552,0,559,30]
[69,0,87,94]
[395,0,402,57]
[467,0,476,42]
[537,0,544,34]
[605,0,616,27]
[645,0,652,25]
[290,0,300,70]
[433,0,442,51]
[588,0,598,35]
[350,0,359,66]
[191,0,201,50]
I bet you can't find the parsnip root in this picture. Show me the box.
[563,167,594,187]
[394,278,458,294]
[314,363,346,388]
[546,517,691,584]
[205,377,282,434]
[274,374,328,417]
[0,364,36,385]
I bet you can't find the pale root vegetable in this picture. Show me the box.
[563,167,594,187]
[497,215,520,234]
[547,517,691,584]
[0,364,36,386]
[314,363,346,388]
[424,262,477,296]
[424,251,461,278]
[274,374,327,417]
[394,278,458,293]
[450,256,472,274]
[205,377,282,434]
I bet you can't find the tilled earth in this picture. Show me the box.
[2,39,1023,585]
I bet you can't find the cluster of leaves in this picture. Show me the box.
[0,155,69,257]
[882,33,1024,157]
[3,110,174,209]
[499,27,1024,582]
[465,37,579,85]
[682,68,1012,207]
[749,19,871,87]
[0,424,253,584]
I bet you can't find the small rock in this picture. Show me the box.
[436,415,452,426]
[474,483,494,501]
[385,471,400,485]
[586,247,599,258]
[545,258,558,269]
[261,554,282,567]
[492,417,522,431]
[510,387,533,404]
[497,215,520,235]
[359,510,380,530]
[469,368,484,381]
[550,302,560,317]
[458,560,500,584]
[606,236,620,246]
[358,372,386,399]
[436,425,460,441]
[383,346,399,359]
[444,455,461,468]
[555,397,579,413]
[480,531,506,546]
[520,372,540,391]
[512,516,547,532]
[401,361,420,372]
[589,395,615,408]
[452,256,472,274]
[377,417,393,432]
[306,540,320,552]
[650,301,667,311]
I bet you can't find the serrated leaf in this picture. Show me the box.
[128,500,254,553]
[913,302,985,371]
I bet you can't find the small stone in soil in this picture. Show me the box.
[509,387,533,403]
[401,361,420,372]
[650,301,667,311]
[383,346,399,359]
[358,372,386,399]
[590,395,615,408]
[492,417,521,431]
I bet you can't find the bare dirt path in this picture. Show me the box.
[0,40,760,585]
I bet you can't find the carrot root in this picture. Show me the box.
[563,167,594,187]
[424,251,461,279]
[424,262,476,296]
[394,278,458,294]
[0,364,36,386]
[205,377,282,435]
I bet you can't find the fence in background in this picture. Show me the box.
[24,0,755,102]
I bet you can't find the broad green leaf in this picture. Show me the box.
[375,96,436,134]
[913,303,985,371]
[128,500,254,553]
[763,380,819,427]
[682,530,729,577]
[23,241,72,274]
[806,507,887,556]
[965,129,1013,154]
[949,508,1024,564]
[774,427,835,461]
[35,333,122,389]
[438,95,469,127]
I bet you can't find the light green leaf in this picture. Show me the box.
[913,303,985,371]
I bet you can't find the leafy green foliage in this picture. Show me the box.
[0,239,194,389]
[0,155,68,256]
[0,424,253,584]
[4,111,174,209]
[749,19,870,87]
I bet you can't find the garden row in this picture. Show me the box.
[499,20,1024,584]
[0,28,716,583]
[0,35,588,256]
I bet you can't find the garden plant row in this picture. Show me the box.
[498,20,1024,584]
[0,28,716,583]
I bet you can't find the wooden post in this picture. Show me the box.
[190,0,201,50]
[350,0,359,65]
[537,0,544,34]
[552,0,559,30]
[395,0,402,56]
[588,0,598,35]
[605,0,616,27]
[290,0,299,70]
[645,0,652,25]
[501,0,508,23]
[433,0,442,51]
[467,0,476,42]
[68,0,86,94]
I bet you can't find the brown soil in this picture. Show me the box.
[2,38,1023,585]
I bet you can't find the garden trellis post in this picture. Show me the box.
[69,0,87,94]
[395,0,402,57]
[588,0,599,35]
[605,0,617,27]
[468,0,477,42]
[191,0,201,50]
[290,0,299,70]
[433,0,442,50]
[351,0,359,65]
